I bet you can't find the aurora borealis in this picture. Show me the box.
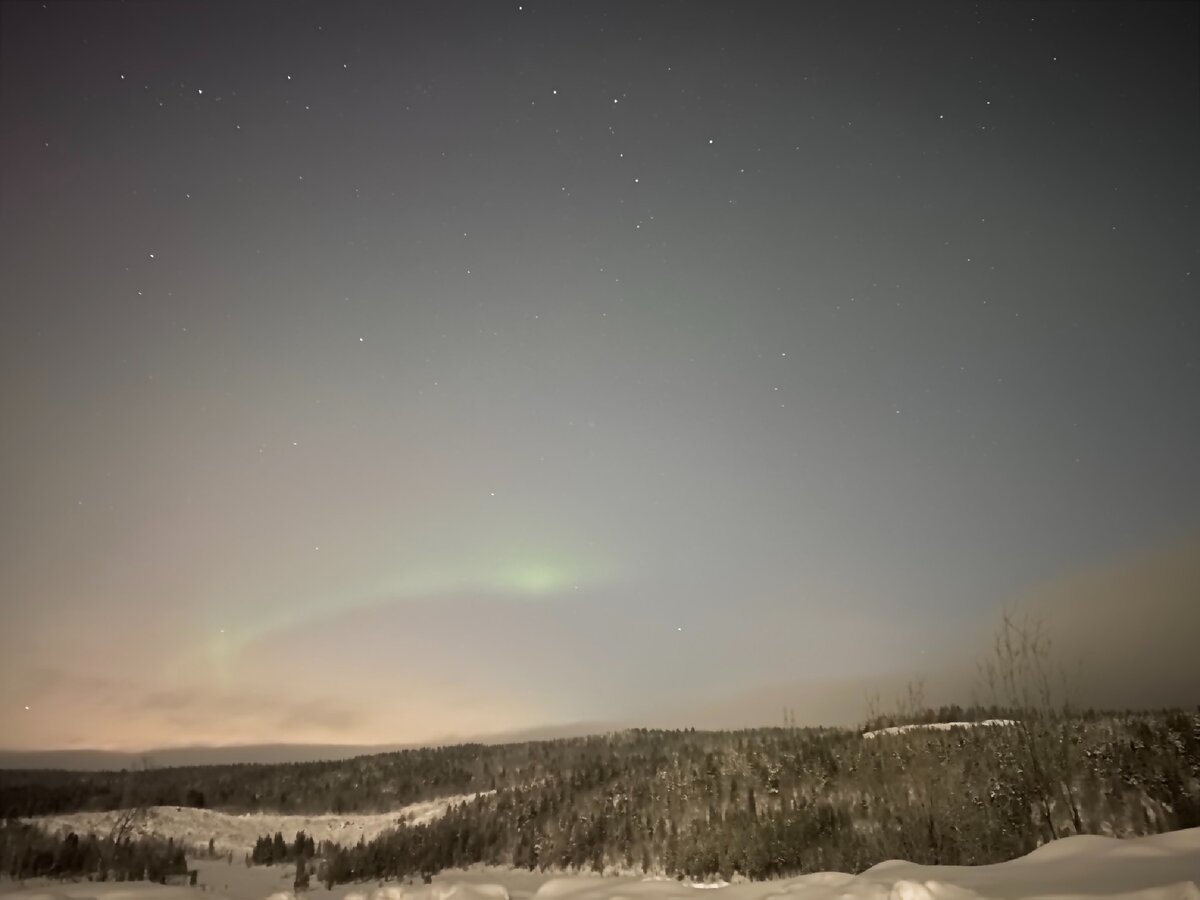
[1,1,1198,753]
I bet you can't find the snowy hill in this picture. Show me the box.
[8,719,1198,882]
[24,794,491,854]
[861,720,1015,739]
[1,827,1197,900]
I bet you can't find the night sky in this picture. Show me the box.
[2,1,1198,752]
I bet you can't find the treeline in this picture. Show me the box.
[5,710,1199,882]
[221,709,1200,883]
[250,829,316,865]
[858,703,1141,734]
[0,743,498,817]
[307,794,863,884]
[0,820,188,883]
[861,703,1023,733]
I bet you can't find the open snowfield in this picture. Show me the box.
[2,827,1197,900]
[23,795,491,855]
[860,721,1016,740]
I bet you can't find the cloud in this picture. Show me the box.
[6,667,365,749]
[651,533,1200,729]
[23,666,126,702]
[10,535,1195,752]
[1000,533,1200,710]
[124,685,366,740]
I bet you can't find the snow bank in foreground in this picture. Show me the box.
[512,829,1199,898]
[1,827,1196,900]
[861,720,1016,739]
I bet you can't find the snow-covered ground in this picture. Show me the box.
[2,827,1197,900]
[861,720,1015,739]
[25,794,492,855]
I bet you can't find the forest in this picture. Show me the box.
[3,705,1198,883]
[300,709,1200,883]
[0,819,189,883]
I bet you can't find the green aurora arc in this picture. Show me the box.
[195,546,614,688]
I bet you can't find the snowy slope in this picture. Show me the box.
[861,720,1015,739]
[25,794,491,854]
[2,827,1197,900]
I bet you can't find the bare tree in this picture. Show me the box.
[979,612,1083,839]
[107,755,155,847]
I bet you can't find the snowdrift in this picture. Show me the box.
[1,828,1196,900]
[515,828,1199,898]
[861,720,1015,740]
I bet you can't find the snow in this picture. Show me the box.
[1,828,1196,900]
[861,720,1015,740]
[24,794,492,855]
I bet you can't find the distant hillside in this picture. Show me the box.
[5,709,1199,882]
[19,791,489,855]
[0,722,613,771]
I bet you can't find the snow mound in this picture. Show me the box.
[886,881,983,900]
[862,720,1015,739]
[438,886,510,900]
[352,885,508,900]
[519,829,1199,900]
[0,887,202,900]
[2,827,1196,900]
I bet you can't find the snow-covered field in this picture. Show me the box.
[2,828,1197,900]
[861,720,1016,740]
[25,795,491,855]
